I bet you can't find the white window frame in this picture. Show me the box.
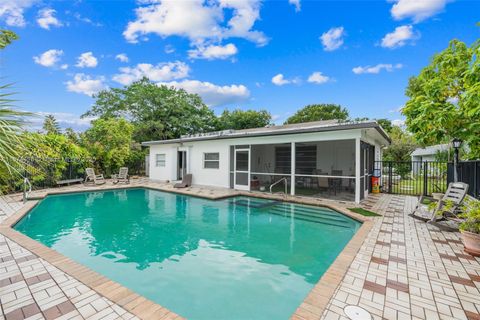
[155,154,166,167]
[203,152,220,169]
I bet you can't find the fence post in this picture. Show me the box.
[423,161,428,196]
[388,162,392,193]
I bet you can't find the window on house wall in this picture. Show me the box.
[156,154,166,167]
[204,152,220,169]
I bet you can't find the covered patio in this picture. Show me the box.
[230,138,376,203]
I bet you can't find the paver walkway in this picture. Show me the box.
[321,194,480,320]
[1,183,479,320]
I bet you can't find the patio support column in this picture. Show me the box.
[355,137,361,203]
[291,142,295,196]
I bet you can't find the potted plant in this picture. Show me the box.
[459,196,480,256]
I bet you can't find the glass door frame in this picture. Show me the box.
[234,148,250,191]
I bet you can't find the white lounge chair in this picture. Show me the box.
[112,167,129,184]
[410,182,469,224]
[84,168,106,185]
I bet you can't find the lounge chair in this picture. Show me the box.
[174,174,192,188]
[84,168,106,185]
[410,182,469,224]
[112,167,129,184]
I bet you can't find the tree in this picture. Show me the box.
[218,109,272,130]
[83,77,218,142]
[284,104,349,124]
[377,119,393,133]
[0,31,31,191]
[43,115,61,135]
[81,118,134,174]
[402,38,480,159]
[0,30,18,49]
[64,128,79,144]
[383,126,418,162]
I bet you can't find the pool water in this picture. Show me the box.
[15,188,360,320]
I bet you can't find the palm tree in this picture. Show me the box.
[0,84,31,189]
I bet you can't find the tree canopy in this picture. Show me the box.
[218,109,272,130]
[43,115,61,135]
[382,126,418,162]
[402,39,480,159]
[81,118,134,174]
[284,104,349,124]
[83,77,217,142]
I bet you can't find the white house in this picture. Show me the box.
[411,144,450,162]
[142,120,391,203]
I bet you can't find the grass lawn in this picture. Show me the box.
[391,177,447,196]
[348,207,381,217]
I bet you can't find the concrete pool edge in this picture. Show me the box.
[1,184,374,320]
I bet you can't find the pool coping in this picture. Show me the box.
[0,183,374,320]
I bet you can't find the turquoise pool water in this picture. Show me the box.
[15,188,360,320]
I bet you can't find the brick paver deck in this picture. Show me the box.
[321,194,480,320]
[1,181,479,319]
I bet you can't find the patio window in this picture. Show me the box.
[204,152,220,169]
[155,154,166,167]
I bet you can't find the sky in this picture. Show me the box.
[0,0,479,130]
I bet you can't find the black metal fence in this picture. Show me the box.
[374,161,448,196]
[447,161,480,198]
[375,160,480,198]
[2,156,146,194]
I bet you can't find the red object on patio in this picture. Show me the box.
[371,176,380,193]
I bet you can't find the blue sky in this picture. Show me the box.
[0,0,479,130]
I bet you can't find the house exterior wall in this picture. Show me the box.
[147,127,389,202]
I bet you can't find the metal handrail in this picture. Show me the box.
[269,177,288,197]
[23,177,32,203]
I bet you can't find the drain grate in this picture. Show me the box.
[344,305,372,320]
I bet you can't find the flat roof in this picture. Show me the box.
[141,120,391,146]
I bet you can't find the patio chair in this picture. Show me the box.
[112,167,129,184]
[329,170,343,195]
[174,174,192,188]
[409,182,469,224]
[84,168,106,185]
[314,170,329,191]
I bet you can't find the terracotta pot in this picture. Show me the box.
[461,230,480,257]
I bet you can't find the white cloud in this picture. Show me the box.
[33,49,63,67]
[115,53,129,63]
[0,0,38,27]
[73,12,102,27]
[76,52,98,68]
[123,0,268,46]
[307,71,330,84]
[289,0,301,12]
[320,26,345,51]
[36,8,62,29]
[381,25,418,48]
[164,45,175,54]
[392,119,405,127]
[158,79,250,107]
[30,112,96,130]
[60,64,68,70]
[66,73,106,96]
[272,74,289,86]
[352,63,403,74]
[390,0,448,23]
[271,73,299,86]
[112,61,190,86]
[188,43,238,60]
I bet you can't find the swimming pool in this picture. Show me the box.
[14,188,361,319]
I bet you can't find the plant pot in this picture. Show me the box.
[461,230,480,257]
